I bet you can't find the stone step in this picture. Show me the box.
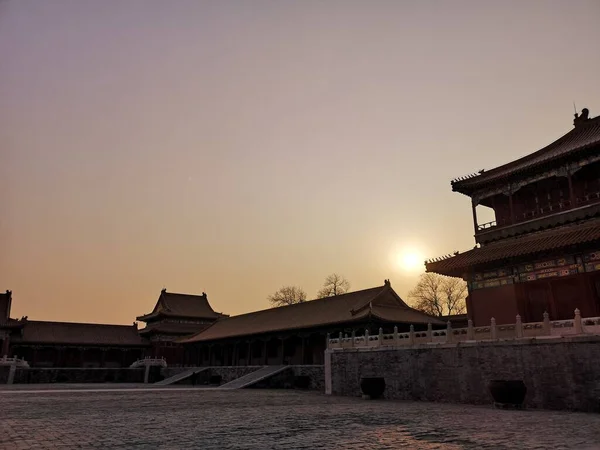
[219,366,290,389]
[155,367,208,386]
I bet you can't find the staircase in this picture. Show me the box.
[155,367,208,386]
[219,366,290,389]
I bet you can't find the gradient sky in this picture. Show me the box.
[1,0,599,324]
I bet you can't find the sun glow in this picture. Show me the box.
[391,245,426,273]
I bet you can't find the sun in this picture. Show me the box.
[402,252,421,270]
[391,246,425,273]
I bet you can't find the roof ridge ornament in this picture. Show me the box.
[573,107,590,128]
[451,171,482,185]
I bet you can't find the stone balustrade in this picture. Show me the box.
[0,355,30,368]
[129,356,168,368]
[327,309,600,350]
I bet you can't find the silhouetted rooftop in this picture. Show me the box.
[180,282,443,343]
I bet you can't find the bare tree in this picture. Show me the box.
[268,286,307,307]
[408,273,467,317]
[317,273,350,298]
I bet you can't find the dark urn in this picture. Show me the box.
[293,375,311,389]
[360,377,386,399]
[488,380,527,408]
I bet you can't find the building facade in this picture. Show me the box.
[179,280,444,366]
[136,289,227,362]
[426,108,600,325]
[1,289,225,368]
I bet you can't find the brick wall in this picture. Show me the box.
[328,336,600,411]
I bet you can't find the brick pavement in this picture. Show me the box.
[1,388,599,449]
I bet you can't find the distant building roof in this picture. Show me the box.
[180,281,444,343]
[451,112,600,195]
[0,290,12,325]
[12,321,149,347]
[136,289,227,322]
[426,219,600,277]
[138,321,212,336]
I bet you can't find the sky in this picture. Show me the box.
[1,0,599,324]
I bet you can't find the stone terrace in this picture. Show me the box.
[1,388,599,449]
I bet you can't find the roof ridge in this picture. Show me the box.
[163,291,208,298]
[452,113,600,191]
[237,285,386,317]
[25,320,138,328]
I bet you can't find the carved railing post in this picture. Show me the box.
[364,329,370,347]
[490,318,497,340]
[467,319,474,340]
[515,314,523,338]
[574,309,583,334]
[339,332,343,347]
[326,333,330,349]
[446,321,453,343]
[393,326,398,346]
[351,330,356,347]
[409,325,415,346]
[378,328,384,347]
[427,323,432,343]
[543,311,551,335]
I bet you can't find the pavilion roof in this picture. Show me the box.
[451,113,600,196]
[12,321,149,346]
[136,290,227,322]
[426,219,600,277]
[179,282,443,343]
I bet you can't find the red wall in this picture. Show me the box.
[469,272,600,326]
[470,284,519,326]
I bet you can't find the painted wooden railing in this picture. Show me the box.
[327,309,600,349]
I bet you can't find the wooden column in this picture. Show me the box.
[263,340,268,365]
[568,171,575,206]
[2,335,10,357]
[247,341,252,366]
[300,337,305,365]
[208,345,213,367]
[280,337,285,364]
[509,192,515,224]
[471,199,478,234]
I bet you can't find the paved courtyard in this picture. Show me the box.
[1,387,599,449]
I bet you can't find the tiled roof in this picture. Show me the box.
[180,283,444,343]
[13,321,149,346]
[426,219,600,276]
[138,322,211,336]
[452,115,600,194]
[137,290,226,322]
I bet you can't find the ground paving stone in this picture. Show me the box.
[0,388,599,449]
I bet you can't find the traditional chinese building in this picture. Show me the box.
[179,280,444,366]
[426,108,600,325]
[1,290,148,367]
[1,288,227,368]
[136,289,227,362]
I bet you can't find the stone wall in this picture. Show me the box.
[328,336,600,412]
[292,365,325,391]
[0,367,147,384]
